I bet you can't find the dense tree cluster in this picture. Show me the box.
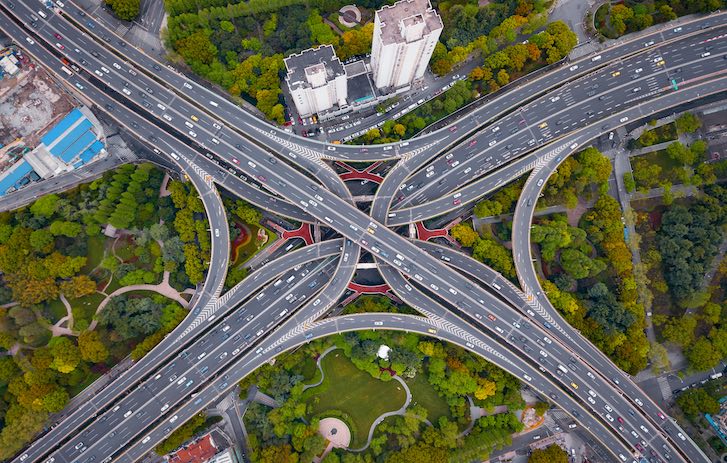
[105,0,140,21]
[598,0,722,38]
[529,444,569,463]
[451,223,516,279]
[541,147,611,208]
[656,188,726,301]
[0,164,203,457]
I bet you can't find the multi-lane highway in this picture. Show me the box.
[2,2,725,463]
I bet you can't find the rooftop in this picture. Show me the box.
[375,0,442,46]
[284,45,346,90]
[168,434,218,463]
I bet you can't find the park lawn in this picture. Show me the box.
[305,352,406,448]
[45,299,68,324]
[82,235,109,274]
[69,292,107,330]
[406,370,452,423]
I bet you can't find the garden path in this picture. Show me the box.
[302,345,339,392]
[350,375,412,452]
[87,270,189,330]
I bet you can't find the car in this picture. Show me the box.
[53,33,62,40]
[449,126,457,132]
[188,131,197,138]
[488,140,497,147]
[605,414,614,422]
[619,116,629,122]
[701,52,711,58]
[453,199,461,205]
[55,43,65,50]
[673,27,682,32]
[611,71,621,77]
[569,65,578,71]
[75,442,85,450]
[169,415,179,423]
[232,158,239,164]
[142,436,151,444]
[657,412,666,420]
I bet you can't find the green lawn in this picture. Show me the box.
[45,299,68,324]
[82,235,108,273]
[69,292,107,330]
[67,371,101,397]
[406,369,452,423]
[305,351,406,448]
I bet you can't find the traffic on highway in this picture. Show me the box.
[1,2,724,463]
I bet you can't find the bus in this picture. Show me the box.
[60,66,73,76]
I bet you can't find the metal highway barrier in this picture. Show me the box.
[0,3,724,463]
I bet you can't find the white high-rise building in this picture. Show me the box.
[284,45,348,117]
[370,0,443,91]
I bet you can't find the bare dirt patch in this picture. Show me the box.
[0,66,74,147]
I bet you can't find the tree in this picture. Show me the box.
[98,296,162,340]
[529,444,568,463]
[78,330,109,363]
[623,172,636,192]
[661,315,697,347]
[675,113,702,134]
[30,194,59,218]
[666,142,696,165]
[175,30,218,65]
[48,336,81,374]
[59,275,97,299]
[49,221,83,238]
[105,0,140,21]
[676,388,719,419]
[29,229,54,252]
[450,223,480,247]
[686,337,721,371]
[0,356,19,385]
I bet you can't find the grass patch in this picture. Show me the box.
[299,356,319,382]
[69,292,107,330]
[45,299,68,324]
[406,369,451,423]
[82,235,109,273]
[305,351,406,448]
[67,371,101,397]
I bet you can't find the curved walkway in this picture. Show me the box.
[350,375,412,452]
[302,345,338,392]
[87,271,189,330]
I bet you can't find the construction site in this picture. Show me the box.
[0,43,106,195]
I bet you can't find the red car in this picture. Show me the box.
[449,126,457,132]
[469,139,477,147]
[453,199,461,205]
[617,416,624,424]
[487,314,496,321]
[53,33,63,40]
[257,175,266,183]
[231,158,239,164]
[657,412,666,420]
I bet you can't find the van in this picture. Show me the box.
[37,10,47,19]
[210,101,219,107]
[557,364,569,374]
[279,309,288,318]
[492,283,502,290]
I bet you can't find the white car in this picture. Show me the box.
[488,140,497,147]
[188,131,197,138]
[569,65,579,71]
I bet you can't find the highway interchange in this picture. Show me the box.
[1,2,726,463]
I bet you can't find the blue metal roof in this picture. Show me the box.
[59,131,96,163]
[0,161,33,195]
[40,108,83,146]
[48,119,92,159]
